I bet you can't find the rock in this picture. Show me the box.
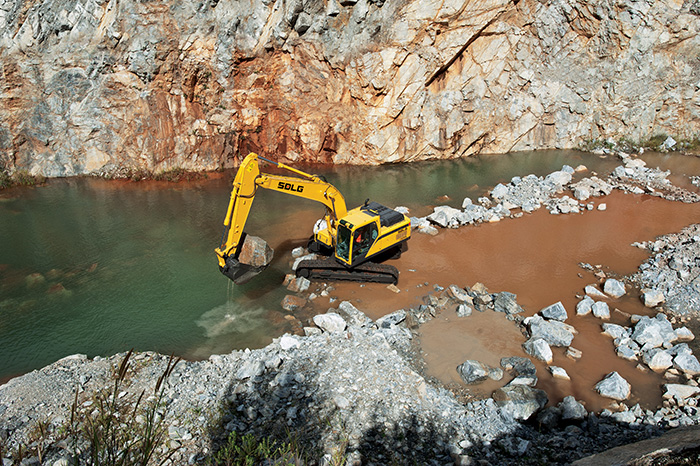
[488,367,504,381]
[584,285,607,300]
[668,343,692,357]
[507,376,538,387]
[279,335,301,350]
[47,283,72,297]
[500,357,537,378]
[281,295,307,312]
[492,385,548,421]
[616,343,639,361]
[1,0,697,182]
[491,183,509,199]
[238,235,274,267]
[610,410,636,424]
[540,302,568,321]
[559,396,586,420]
[595,372,631,401]
[456,304,473,317]
[292,253,317,271]
[549,366,570,380]
[573,186,591,201]
[642,348,673,372]
[522,337,553,364]
[591,301,611,319]
[494,292,523,315]
[544,170,572,189]
[236,359,265,379]
[566,347,583,360]
[673,353,700,376]
[447,285,473,304]
[526,315,575,346]
[313,313,347,333]
[602,323,628,340]
[537,406,561,430]
[641,289,665,307]
[427,206,462,228]
[631,314,676,348]
[597,203,607,211]
[376,309,406,328]
[417,224,439,236]
[303,327,322,337]
[386,284,401,293]
[603,279,626,298]
[576,296,594,316]
[457,360,489,385]
[663,384,700,401]
[286,275,310,293]
[337,301,372,328]
[660,136,677,151]
[674,327,695,342]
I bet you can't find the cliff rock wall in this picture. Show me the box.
[0,0,699,176]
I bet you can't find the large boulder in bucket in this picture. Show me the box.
[239,234,274,267]
[221,234,274,284]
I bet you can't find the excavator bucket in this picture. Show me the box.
[219,234,274,285]
[220,255,267,285]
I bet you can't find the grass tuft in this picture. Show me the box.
[208,430,307,466]
[68,351,180,466]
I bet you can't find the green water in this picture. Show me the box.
[0,150,667,381]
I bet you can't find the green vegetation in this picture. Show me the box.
[152,167,207,182]
[643,133,668,149]
[8,351,180,465]
[73,351,180,466]
[0,169,47,190]
[678,137,700,153]
[207,431,306,466]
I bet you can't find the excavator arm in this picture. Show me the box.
[215,153,348,282]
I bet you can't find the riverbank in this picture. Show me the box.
[2,152,700,464]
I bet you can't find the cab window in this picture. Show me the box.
[337,224,351,261]
[352,222,378,259]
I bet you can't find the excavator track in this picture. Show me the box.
[296,258,399,284]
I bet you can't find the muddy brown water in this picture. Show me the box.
[313,191,700,412]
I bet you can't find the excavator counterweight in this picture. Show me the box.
[215,153,411,284]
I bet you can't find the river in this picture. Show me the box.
[1,150,700,409]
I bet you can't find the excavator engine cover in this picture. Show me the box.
[220,255,267,285]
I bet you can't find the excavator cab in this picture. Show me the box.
[333,202,409,268]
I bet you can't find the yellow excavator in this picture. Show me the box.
[215,153,411,284]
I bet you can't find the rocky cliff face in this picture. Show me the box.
[0,0,698,176]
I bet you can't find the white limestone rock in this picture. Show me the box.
[313,312,347,333]
[603,279,626,298]
[595,372,631,401]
